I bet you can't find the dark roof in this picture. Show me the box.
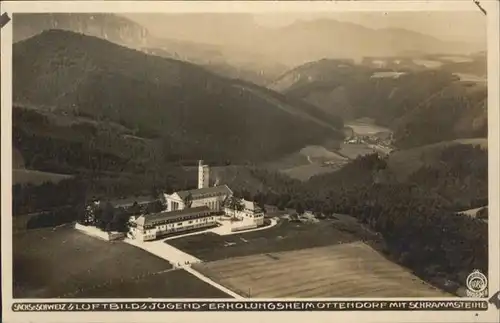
[109,196,158,208]
[175,185,232,200]
[135,206,211,226]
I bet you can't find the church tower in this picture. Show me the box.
[198,160,210,189]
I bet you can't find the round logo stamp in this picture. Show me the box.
[466,270,488,297]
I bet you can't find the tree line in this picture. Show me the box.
[229,145,488,286]
[13,141,487,290]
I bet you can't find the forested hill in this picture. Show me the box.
[270,57,487,149]
[13,30,343,166]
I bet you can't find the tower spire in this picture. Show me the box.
[198,160,209,189]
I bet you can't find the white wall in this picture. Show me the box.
[224,207,264,225]
[191,195,227,211]
[198,165,210,189]
[135,216,217,241]
[164,194,185,211]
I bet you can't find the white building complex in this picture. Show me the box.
[224,199,264,226]
[128,160,265,241]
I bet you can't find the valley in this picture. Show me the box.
[9,12,488,301]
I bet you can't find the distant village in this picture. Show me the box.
[342,126,395,156]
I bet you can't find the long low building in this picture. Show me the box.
[130,206,217,241]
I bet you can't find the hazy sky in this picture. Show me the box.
[253,12,486,43]
[124,11,486,45]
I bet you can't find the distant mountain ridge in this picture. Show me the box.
[13,30,343,169]
[13,13,485,85]
[12,13,287,85]
[125,14,484,66]
[13,13,149,47]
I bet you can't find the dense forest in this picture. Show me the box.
[13,30,343,164]
[77,199,164,233]
[13,108,151,174]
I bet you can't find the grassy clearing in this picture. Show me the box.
[265,145,348,180]
[457,206,487,217]
[344,120,392,136]
[338,143,375,159]
[262,152,311,170]
[168,220,359,262]
[195,242,450,298]
[412,59,443,68]
[453,73,486,83]
[13,169,73,185]
[13,226,228,298]
[281,162,346,181]
[71,269,231,298]
[299,145,347,163]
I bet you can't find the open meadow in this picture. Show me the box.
[168,220,360,262]
[281,162,347,181]
[337,143,376,159]
[344,120,392,136]
[194,242,450,298]
[13,226,230,298]
[264,145,349,181]
[70,269,231,298]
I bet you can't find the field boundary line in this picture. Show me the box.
[124,238,243,298]
[183,266,244,299]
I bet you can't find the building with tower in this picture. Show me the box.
[127,160,264,241]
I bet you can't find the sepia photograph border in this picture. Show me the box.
[1,1,499,323]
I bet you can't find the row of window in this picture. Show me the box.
[146,213,212,227]
[245,213,264,218]
[232,210,264,218]
[143,217,215,232]
[190,192,227,199]
[157,222,213,235]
